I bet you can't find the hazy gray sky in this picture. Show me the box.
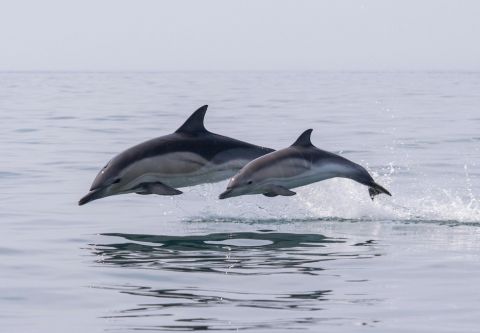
[1,0,479,71]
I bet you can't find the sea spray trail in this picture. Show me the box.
[169,176,480,224]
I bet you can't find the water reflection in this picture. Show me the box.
[93,231,346,276]
[91,231,381,331]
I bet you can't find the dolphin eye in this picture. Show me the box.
[113,178,121,184]
[248,180,253,185]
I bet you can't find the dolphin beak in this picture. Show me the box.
[218,188,233,200]
[78,188,104,206]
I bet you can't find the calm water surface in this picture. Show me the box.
[1,72,479,332]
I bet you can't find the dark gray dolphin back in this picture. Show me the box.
[291,129,371,181]
[291,129,391,199]
[174,104,273,161]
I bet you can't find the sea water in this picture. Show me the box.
[0,71,479,332]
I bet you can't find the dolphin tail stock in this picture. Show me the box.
[368,182,391,200]
[348,165,391,200]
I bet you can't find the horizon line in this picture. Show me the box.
[1,69,480,74]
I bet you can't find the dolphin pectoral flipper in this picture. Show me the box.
[264,185,296,197]
[135,182,183,196]
[263,193,278,197]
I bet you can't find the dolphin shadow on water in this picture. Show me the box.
[90,231,383,331]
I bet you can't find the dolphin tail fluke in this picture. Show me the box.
[368,182,391,200]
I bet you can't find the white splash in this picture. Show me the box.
[185,170,480,224]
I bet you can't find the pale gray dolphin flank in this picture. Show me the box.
[219,129,391,200]
[79,105,273,205]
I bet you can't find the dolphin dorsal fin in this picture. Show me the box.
[175,105,209,134]
[291,129,314,147]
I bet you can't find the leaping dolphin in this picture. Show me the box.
[219,129,391,200]
[79,105,274,205]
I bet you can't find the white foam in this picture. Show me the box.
[183,173,480,224]
[294,178,480,223]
